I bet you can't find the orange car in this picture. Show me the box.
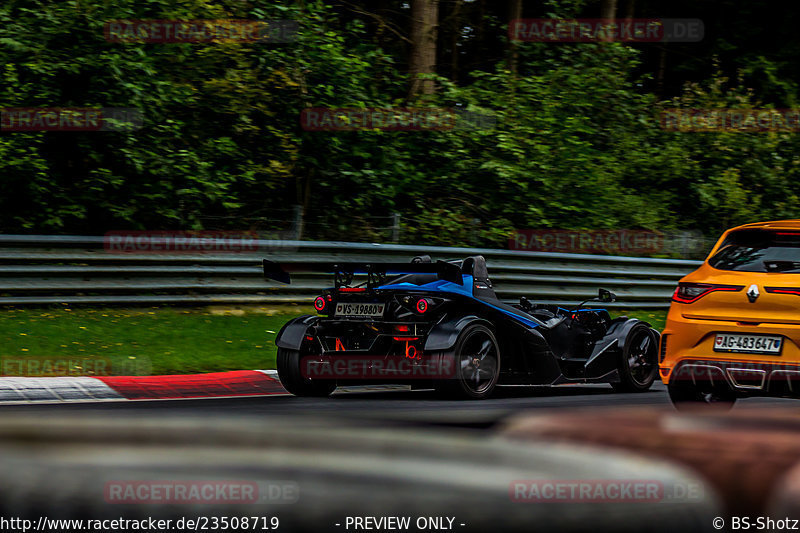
[661,220,800,409]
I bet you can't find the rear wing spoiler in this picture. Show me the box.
[262,259,463,287]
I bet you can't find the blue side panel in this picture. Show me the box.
[377,274,474,296]
[477,300,540,329]
[378,274,540,329]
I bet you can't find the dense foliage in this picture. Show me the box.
[1,0,798,248]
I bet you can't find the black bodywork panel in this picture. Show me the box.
[268,256,657,388]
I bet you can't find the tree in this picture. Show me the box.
[601,0,617,42]
[408,0,439,98]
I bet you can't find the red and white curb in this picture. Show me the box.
[0,370,411,404]
[0,370,286,404]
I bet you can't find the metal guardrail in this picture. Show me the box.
[0,235,702,308]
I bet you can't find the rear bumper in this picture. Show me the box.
[662,358,800,397]
[659,303,800,390]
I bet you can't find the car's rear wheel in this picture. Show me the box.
[276,348,336,397]
[667,383,736,411]
[612,323,658,392]
[436,324,500,400]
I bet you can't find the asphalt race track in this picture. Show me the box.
[0,381,794,428]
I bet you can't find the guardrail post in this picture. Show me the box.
[391,213,401,243]
[292,205,304,240]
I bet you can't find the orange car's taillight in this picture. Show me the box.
[672,282,744,304]
[765,287,800,296]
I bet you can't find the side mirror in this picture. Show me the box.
[598,288,616,303]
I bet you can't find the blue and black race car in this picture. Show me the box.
[264,255,659,399]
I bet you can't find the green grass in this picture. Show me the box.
[0,306,667,376]
[0,306,314,376]
[617,309,667,331]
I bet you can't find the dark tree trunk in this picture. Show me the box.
[625,0,635,20]
[601,0,618,42]
[656,46,667,97]
[508,0,522,75]
[449,0,463,81]
[408,0,439,98]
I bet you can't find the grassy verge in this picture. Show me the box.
[617,309,667,331]
[0,306,667,376]
[0,306,313,376]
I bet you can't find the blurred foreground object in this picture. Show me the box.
[502,407,800,516]
[0,413,717,532]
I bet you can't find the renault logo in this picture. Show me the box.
[747,284,760,303]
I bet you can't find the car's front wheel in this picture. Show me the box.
[276,348,336,397]
[436,324,500,400]
[667,382,737,411]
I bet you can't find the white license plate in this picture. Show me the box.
[714,334,783,354]
[335,302,385,318]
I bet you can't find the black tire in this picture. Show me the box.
[611,323,658,392]
[667,382,736,411]
[276,348,336,397]
[436,323,500,400]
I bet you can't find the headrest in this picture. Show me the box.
[462,255,489,280]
